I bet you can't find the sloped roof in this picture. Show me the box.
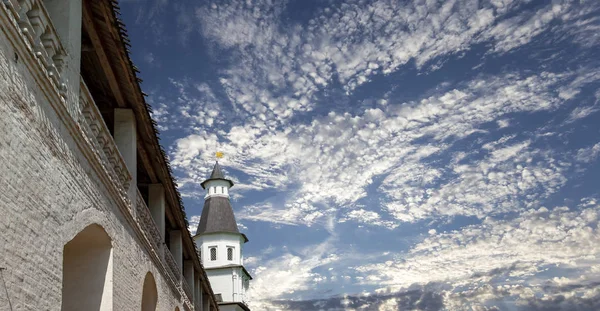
[196,197,241,235]
[209,162,225,179]
[84,0,218,306]
[200,162,234,189]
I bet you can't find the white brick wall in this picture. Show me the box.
[0,11,186,311]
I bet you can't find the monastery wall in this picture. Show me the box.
[0,12,185,311]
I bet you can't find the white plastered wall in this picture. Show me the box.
[194,233,245,268]
[205,179,232,198]
[194,233,249,303]
[0,10,184,310]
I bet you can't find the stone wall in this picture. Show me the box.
[0,10,184,311]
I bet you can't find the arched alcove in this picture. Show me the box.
[141,272,158,311]
[174,307,180,311]
[62,224,113,311]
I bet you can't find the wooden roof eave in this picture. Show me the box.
[83,0,159,185]
[86,0,220,307]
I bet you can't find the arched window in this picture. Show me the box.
[62,224,112,311]
[221,186,225,194]
[141,272,158,311]
[227,247,234,261]
[210,247,217,261]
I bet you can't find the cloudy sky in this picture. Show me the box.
[119,0,600,309]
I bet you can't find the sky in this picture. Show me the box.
[118,0,600,310]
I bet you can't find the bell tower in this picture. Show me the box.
[193,161,252,311]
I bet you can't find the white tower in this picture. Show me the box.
[193,162,252,311]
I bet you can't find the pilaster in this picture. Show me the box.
[148,184,166,241]
[169,230,183,271]
[184,260,195,302]
[203,290,210,311]
[114,108,137,205]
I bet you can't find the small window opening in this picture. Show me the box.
[227,247,234,261]
[210,247,217,261]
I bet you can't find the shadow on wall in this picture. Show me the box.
[62,224,113,311]
[142,272,158,311]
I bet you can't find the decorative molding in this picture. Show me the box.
[3,0,67,98]
[80,79,132,201]
[135,188,162,251]
[165,248,181,283]
[2,2,205,309]
[181,277,193,309]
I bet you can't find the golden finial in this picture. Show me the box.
[215,151,224,159]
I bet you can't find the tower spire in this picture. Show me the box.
[193,161,252,310]
[196,161,242,237]
[200,161,234,189]
[209,161,225,179]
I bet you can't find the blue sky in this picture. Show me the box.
[119,0,600,309]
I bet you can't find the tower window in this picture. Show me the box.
[227,247,234,261]
[221,186,225,194]
[209,247,217,261]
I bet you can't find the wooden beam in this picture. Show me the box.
[96,0,159,185]
[96,2,195,226]
[82,1,126,109]
[136,139,158,183]
[83,0,158,184]
[94,1,210,289]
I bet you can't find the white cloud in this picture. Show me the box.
[247,235,341,309]
[567,105,599,123]
[188,215,201,235]
[122,0,600,308]
[484,2,568,53]
[382,138,570,222]
[244,200,600,308]
[183,0,596,127]
[496,119,510,128]
[237,200,325,227]
[576,143,600,164]
[354,199,600,294]
[339,209,398,229]
[143,52,155,64]
[155,1,600,229]
[171,70,596,226]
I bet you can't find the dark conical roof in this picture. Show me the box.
[196,162,248,242]
[209,161,225,179]
[196,196,240,235]
[200,162,234,189]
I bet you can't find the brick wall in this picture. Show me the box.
[0,15,184,311]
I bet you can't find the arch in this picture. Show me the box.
[60,207,116,246]
[141,272,158,311]
[62,224,113,311]
[174,307,180,311]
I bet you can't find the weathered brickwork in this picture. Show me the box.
[0,15,184,311]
